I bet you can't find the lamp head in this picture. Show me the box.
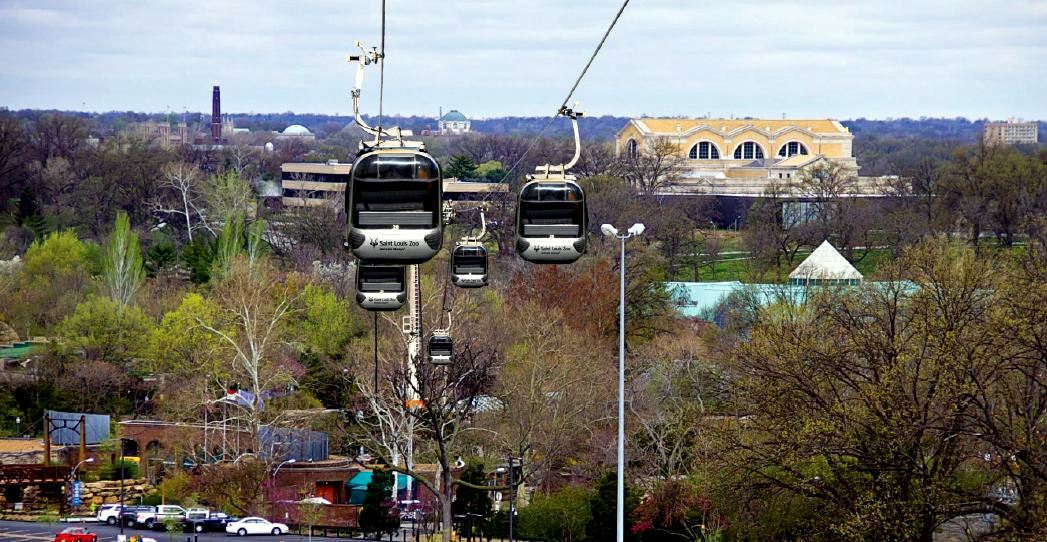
[628,223,646,236]
[287,459,296,464]
[600,224,618,237]
[85,457,95,463]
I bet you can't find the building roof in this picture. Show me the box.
[789,241,863,281]
[282,124,313,136]
[775,154,824,168]
[630,118,848,136]
[281,162,352,174]
[440,110,468,122]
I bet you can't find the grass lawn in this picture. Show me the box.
[673,247,897,284]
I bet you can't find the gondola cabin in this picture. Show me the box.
[515,180,587,263]
[346,149,443,264]
[428,333,453,365]
[450,244,488,288]
[355,264,406,311]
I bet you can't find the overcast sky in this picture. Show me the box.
[1,0,1045,120]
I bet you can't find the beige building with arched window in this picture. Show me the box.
[617,118,858,184]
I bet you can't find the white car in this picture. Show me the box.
[225,517,289,536]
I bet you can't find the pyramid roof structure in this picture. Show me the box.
[789,240,862,282]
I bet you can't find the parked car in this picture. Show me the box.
[134,504,187,530]
[120,506,160,528]
[225,517,289,536]
[53,527,98,542]
[183,508,237,533]
[98,504,151,526]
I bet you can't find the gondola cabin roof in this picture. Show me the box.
[519,181,584,201]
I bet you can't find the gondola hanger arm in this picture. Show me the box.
[561,104,584,171]
[346,42,387,142]
[464,210,487,243]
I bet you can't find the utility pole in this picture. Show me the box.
[118,439,125,536]
[507,456,514,542]
[397,264,422,502]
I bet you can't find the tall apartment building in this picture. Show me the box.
[983,119,1039,145]
[280,161,350,208]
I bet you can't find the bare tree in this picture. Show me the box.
[157,161,208,241]
[353,337,499,542]
[744,181,810,271]
[197,255,302,451]
[620,137,684,194]
[227,144,258,179]
[573,142,621,178]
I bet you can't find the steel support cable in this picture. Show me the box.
[374,311,379,391]
[378,0,386,135]
[497,0,631,183]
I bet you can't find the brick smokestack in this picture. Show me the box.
[211,85,221,144]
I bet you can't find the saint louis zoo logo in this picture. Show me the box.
[369,238,420,249]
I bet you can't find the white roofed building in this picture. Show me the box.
[276,124,316,142]
[788,241,862,286]
[438,110,470,136]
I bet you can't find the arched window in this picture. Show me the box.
[688,141,720,160]
[625,139,638,159]
[733,141,765,160]
[777,141,809,158]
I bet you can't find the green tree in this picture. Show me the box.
[151,293,226,379]
[14,188,47,239]
[358,470,400,539]
[725,240,1003,541]
[515,486,591,542]
[587,471,640,542]
[58,295,154,363]
[474,160,506,181]
[296,284,361,408]
[205,170,256,222]
[451,460,493,536]
[182,234,218,284]
[144,241,177,277]
[5,230,95,334]
[297,284,358,358]
[445,155,479,180]
[103,212,144,306]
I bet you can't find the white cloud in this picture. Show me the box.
[0,0,1044,119]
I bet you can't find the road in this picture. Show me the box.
[0,520,419,542]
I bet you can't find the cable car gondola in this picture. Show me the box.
[515,107,588,264]
[355,263,406,311]
[344,44,443,265]
[346,149,443,264]
[428,332,453,366]
[451,244,488,288]
[516,178,587,263]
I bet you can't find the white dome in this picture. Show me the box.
[282,124,312,135]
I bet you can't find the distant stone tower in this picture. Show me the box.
[211,86,222,144]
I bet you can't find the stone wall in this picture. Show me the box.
[0,451,44,465]
[79,478,158,505]
[0,478,157,516]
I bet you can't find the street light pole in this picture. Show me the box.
[507,456,514,542]
[119,440,125,535]
[68,457,94,519]
[601,223,645,542]
[273,459,296,482]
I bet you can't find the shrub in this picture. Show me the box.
[99,459,139,480]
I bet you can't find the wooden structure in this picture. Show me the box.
[0,464,70,485]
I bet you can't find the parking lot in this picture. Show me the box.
[0,520,420,542]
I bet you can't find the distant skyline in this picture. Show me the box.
[1,1,1045,120]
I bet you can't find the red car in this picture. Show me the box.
[53,527,98,542]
